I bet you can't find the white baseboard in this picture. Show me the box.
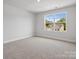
[36,33,76,43]
[3,34,33,44]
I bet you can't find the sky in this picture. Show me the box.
[44,12,67,22]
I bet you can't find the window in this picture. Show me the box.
[44,12,67,32]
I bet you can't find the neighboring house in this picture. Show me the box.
[54,23,64,32]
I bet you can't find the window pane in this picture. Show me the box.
[54,13,67,32]
[44,15,55,31]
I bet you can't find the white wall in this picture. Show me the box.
[35,5,76,43]
[3,3,35,43]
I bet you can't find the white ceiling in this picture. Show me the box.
[4,0,76,13]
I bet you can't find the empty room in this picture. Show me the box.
[3,0,76,59]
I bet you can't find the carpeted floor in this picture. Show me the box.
[3,37,76,59]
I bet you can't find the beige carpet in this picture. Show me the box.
[3,37,76,59]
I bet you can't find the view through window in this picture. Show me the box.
[44,12,67,32]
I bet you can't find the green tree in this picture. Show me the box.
[57,18,66,23]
